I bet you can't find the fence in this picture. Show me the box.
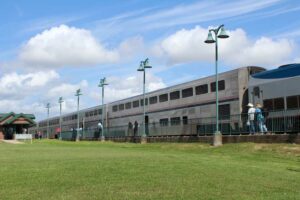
[59,109,300,140]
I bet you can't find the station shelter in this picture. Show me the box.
[0,112,36,140]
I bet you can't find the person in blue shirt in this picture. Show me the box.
[255,103,268,134]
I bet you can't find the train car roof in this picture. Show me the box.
[251,63,300,79]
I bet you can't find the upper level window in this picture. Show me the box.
[118,104,124,111]
[149,96,158,104]
[112,105,118,112]
[159,94,168,102]
[274,98,284,110]
[263,99,273,111]
[182,88,193,98]
[160,118,169,126]
[170,117,181,126]
[287,95,299,109]
[170,91,180,100]
[263,97,285,111]
[211,80,225,92]
[195,84,208,95]
[125,102,132,109]
[133,100,139,108]
[140,98,148,106]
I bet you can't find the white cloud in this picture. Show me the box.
[0,70,90,119]
[19,25,119,68]
[0,100,44,115]
[47,80,88,98]
[224,36,293,66]
[0,70,59,99]
[90,73,166,103]
[118,36,144,59]
[154,26,295,67]
[92,0,281,37]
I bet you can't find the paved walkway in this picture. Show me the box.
[0,140,24,144]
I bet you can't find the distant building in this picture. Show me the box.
[0,112,35,140]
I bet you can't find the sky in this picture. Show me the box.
[0,0,300,120]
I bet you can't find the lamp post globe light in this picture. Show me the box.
[58,97,64,140]
[98,77,108,141]
[204,24,229,146]
[75,89,82,142]
[137,58,152,143]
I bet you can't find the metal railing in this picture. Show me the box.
[57,109,300,140]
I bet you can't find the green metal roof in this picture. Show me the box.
[0,112,36,125]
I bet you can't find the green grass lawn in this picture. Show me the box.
[0,140,299,200]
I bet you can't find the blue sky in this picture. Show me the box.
[0,0,300,120]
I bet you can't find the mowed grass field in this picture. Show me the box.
[0,140,299,200]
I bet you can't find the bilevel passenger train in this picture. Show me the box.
[29,64,300,138]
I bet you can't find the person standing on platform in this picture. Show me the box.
[247,103,256,135]
[256,103,268,134]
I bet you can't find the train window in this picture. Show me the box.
[119,104,124,111]
[274,98,284,110]
[211,80,225,92]
[94,110,98,115]
[159,94,168,102]
[263,99,273,111]
[170,117,180,126]
[85,112,89,117]
[140,98,148,106]
[149,96,158,104]
[160,118,169,126]
[112,105,118,112]
[182,116,188,125]
[125,102,132,109]
[133,100,139,108]
[170,91,180,100]
[182,88,193,98]
[219,104,230,119]
[287,95,299,109]
[195,84,208,95]
[99,109,102,115]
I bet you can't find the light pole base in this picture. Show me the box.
[140,136,147,144]
[100,135,105,142]
[213,131,222,146]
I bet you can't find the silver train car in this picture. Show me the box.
[30,66,265,138]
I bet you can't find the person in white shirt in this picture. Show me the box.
[247,103,256,135]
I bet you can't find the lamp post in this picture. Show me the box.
[137,58,152,143]
[98,77,108,141]
[75,89,82,142]
[46,103,50,139]
[204,24,229,146]
[58,97,64,140]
